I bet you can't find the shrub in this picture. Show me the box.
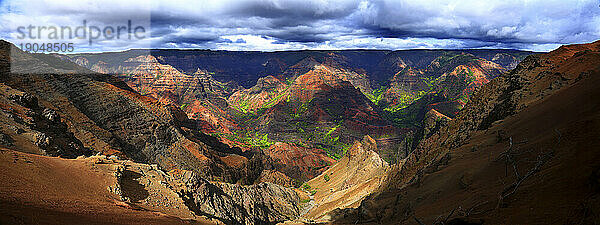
[302,183,311,190]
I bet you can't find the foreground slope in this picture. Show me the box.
[333,41,600,224]
[0,149,212,225]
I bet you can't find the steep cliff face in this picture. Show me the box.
[1,39,555,224]
[227,56,374,113]
[335,41,600,224]
[255,79,397,160]
[0,41,261,184]
[84,54,240,104]
[1,41,309,224]
[422,109,451,139]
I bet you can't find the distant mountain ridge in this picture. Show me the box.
[61,48,533,87]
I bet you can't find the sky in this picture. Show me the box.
[1,0,599,52]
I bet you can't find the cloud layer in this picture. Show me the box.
[1,0,599,52]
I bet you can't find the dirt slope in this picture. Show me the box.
[0,149,214,225]
[302,136,388,222]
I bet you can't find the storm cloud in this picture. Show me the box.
[1,0,599,52]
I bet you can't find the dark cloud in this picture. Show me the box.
[2,0,599,52]
[228,0,359,20]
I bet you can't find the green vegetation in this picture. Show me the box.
[389,110,420,128]
[285,77,295,85]
[213,131,275,149]
[365,86,387,105]
[420,74,445,88]
[261,100,351,161]
[434,53,476,68]
[461,67,476,83]
[456,94,470,105]
[231,83,292,114]
[452,67,476,104]
[302,183,311,190]
[421,76,435,88]
[309,123,349,160]
[262,85,291,109]
[293,99,312,119]
[180,103,188,111]
[325,124,340,137]
[383,90,427,113]
[250,133,273,148]
[230,98,251,113]
[155,71,164,80]
[324,174,330,182]
[292,179,302,188]
[294,140,308,148]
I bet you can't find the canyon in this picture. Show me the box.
[1,39,599,224]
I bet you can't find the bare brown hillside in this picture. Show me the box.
[333,41,600,224]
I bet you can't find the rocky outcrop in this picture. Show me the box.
[256,80,397,159]
[228,57,374,113]
[0,87,92,158]
[110,159,301,225]
[111,55,239,104]
[285,59,373,101]
[387,49,562,198]
[491,52,522,69]
[52,45,534,186]
[422,109,451,139]
[302,135,388,222]
[1,40,548,224]
[384,67,429,99]
[166,169,301,225]
[257,169,295,187]
[381,52,506,112]
[0,149,216,224]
